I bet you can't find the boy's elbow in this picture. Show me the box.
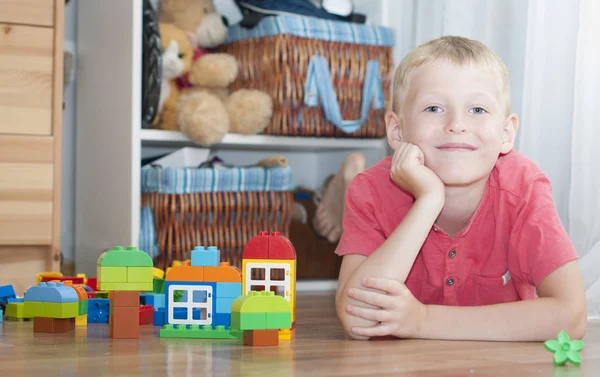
[335,296,370,341]
[561,300,587,340]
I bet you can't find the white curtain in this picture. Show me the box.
[383,0,600,317]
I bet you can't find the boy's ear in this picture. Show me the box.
[501,112,519,154]
[385,110,403,151]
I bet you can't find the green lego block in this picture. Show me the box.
[266,311,292,329]
[127,266,153,283]
[24,301,44,318]
[94,291,109,299]
[97,246,153,267]
[78,299,88,316]
[43,302,79,319]
[5,302,32,320]
[159,324,242,339]
[100,282,153,291]
[98,266,127,283]
[153,278,165,294]
[231,311,266,330]
[231,291,291,313]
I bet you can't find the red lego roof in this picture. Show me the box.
[242,231,296,260]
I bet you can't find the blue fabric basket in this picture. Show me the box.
[219,14,396,138]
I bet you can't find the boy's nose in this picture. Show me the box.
[446,114,467,133]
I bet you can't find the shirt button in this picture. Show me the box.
[432,226,439,232]
[446,277,455,286]
[448,249,456,258]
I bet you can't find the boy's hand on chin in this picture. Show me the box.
[390,142,445,203]
[345,277,427,339]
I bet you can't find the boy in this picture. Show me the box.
[334,36,587,341]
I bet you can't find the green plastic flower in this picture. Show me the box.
[544,331,584,366]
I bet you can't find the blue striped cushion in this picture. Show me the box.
[226,14,395,47]
[141,166,294,194]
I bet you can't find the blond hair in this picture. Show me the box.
[392,36,511,116]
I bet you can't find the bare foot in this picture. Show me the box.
[313,153,366,243]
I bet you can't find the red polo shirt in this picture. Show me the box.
[335,150,578,306]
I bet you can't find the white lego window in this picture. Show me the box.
[168,284,213,325]
[245,263,291,301]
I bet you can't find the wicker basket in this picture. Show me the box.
[218,15,396,138]
[140,165,294,271]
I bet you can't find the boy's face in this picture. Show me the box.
[386,60,518,187]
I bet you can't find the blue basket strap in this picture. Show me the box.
[304,55,384,134]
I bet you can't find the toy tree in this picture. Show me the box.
[97,246,153,339]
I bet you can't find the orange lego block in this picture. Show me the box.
[244,329,279,346]
[110,291,140,307]
[110,306,140,339]
[63,282,88,300]
[165,266,204,282]
[203,262,242,282]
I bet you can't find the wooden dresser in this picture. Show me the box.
[0,0,64,295]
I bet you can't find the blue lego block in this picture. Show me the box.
[191,246,220,267]
[0,309,3,323]
[216,282,242,298]
[0,285,16,302]
[216,297,236,314]
[7,297,24,303]
[213,313,230,328]
[88,298,109,323]
[24,282,78,303]
[142,293,165,309]
[154,308,167,326]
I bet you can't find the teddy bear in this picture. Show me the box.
[153,22,194,131]
[157,0,273,146]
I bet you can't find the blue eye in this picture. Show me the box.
[425,106,442,113]
[470,107,487,114]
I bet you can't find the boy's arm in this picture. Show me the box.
[417,260,587,341]
[336,195,443,340]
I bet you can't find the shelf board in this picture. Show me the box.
[140,129,387,152]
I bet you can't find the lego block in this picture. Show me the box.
[75,315,87,327]
[160,324,242,339]
[204,263,242,282]
[153,267,165,279]
[98,267,127,283]
[0,309,2,323]
[244,329,279,346]
[24,282,78,303]
[153,278,165,293]
[110,291,140,307]
[79,299,88,316]
[0,285,16,301]
[110,306,140,339]
[242,231,270,260]
[88,298,110,323]
[24,301,44,318]
[7,297,24,303]
[100,282,153,291]
[33,316,73,333]
[43,302,79,318]
[279,328,292,340]
[266,311,292,329]
[165,266,204,282]
[213,312,231,328]
[191,246,220,267]
[142,293,165,309]
[216,282,242,298]
[232,291,291,313]
[127,267,153,283]
[5,302,32,320]
[139,305,153,325]
[94,291,109,299]
[231,312,266,330]
[97,246,153,267]
[268,232,296,260]
[154,308,167,326]
[216,297,236,314]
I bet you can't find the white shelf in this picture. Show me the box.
[141,129,388,152]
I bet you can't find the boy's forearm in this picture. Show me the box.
[337,196,443,338]
[416,297,587,341]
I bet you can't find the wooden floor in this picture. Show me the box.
[1,292,599,376]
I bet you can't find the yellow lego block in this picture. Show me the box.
[98,266,127,283]
[76,315,88,327]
